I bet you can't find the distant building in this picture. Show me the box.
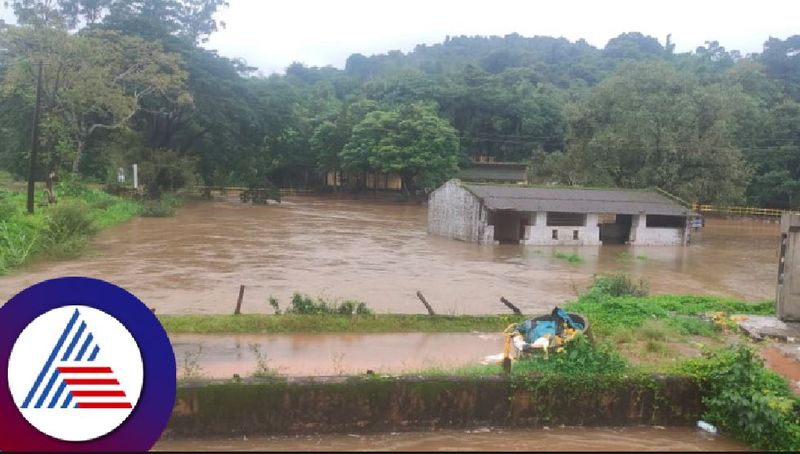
[457,160,528,184]
[325,171,402,191]
[428,179,694,246]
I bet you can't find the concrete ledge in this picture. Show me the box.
[165,375,702,438]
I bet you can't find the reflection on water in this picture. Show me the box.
[154,426,748,451]
[171,333,504,378]
[0,197,780,314]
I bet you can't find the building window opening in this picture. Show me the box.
[547,212,586,227]
[552,230,558,240]
[646,215,685,228]
[573,230,579,240]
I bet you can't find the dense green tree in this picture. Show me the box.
[563,61,752,204]
[341,103,459,196]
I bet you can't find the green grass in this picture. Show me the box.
[0,178,140,274]
[565,294,773,337]
[553,251,583,263]
[159,313,525,334]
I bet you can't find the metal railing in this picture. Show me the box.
[691,203,796,217]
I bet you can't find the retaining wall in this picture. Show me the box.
[165,375,702,438]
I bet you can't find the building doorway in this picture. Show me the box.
[599,214,633,244]
[490,210,526,243]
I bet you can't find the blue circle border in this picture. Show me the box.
[0,277,176,451]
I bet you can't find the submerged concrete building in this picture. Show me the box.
[428,179,693,246]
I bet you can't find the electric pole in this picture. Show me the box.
[26,61,43,214]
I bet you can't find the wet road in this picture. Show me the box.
[172,332,503,378]
[0,196,780,314]
[154,426,748,451]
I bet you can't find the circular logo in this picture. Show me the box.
[8,306,144,441]
[0,277,176,451]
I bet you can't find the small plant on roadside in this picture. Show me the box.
[181,346,204,380]
[249,344,279,378]
[268,296,281,315]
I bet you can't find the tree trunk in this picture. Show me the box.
[72,139,84,174]
[402,173,417,200]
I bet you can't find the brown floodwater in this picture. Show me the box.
[0,196,780,314]
[153,426,748,451]
[171,333,503,378]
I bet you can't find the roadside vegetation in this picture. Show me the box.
[0,176,139,274]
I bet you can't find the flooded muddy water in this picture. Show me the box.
[0,197,780,314]
[172,333,503,378]
[154,426,748,451]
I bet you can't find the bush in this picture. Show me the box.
[679,345,800,451]
[0,191,17,219]
[512,334,628,377]
[284,293,372,315]
[0,220,39,273]
[41,202,96,257]
[140,194,179,217]
[584,273,649,299]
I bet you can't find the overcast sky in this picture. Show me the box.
[3,0,799,75]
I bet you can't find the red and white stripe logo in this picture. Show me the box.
[7,306,143,442]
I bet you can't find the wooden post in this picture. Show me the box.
[416,291,436,316]
[500,297,522,315]
[26,61,43,214]
[234,285,245,315]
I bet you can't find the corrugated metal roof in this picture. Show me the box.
[462,183,691,216]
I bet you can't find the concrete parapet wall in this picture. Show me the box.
[166,375,702,438]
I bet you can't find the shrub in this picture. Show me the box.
[284,293,372,315]
[553,251,583,263]
[678,345,800,451]
[512,334,628,377]
[0,191,17,220]
[585,273,649,299]
[140,194,179,217]
[41,202,96,258]
[0,220,39,273]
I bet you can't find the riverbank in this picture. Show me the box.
[0,175,140,274]
[159,294,773,335]
[166,283,799,450]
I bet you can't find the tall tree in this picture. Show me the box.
[342,102,459,196]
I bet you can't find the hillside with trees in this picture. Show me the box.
[1,1,799,207]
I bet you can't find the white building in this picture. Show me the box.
[428,179,694,246]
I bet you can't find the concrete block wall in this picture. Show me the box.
[427,180,490,243]
[629,215,684,246]
[523,212,601,246]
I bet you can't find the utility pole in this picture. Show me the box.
[26,61,43,215]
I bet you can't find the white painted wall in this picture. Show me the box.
[523,212,601,246]
[427,180,491,243]
[629,214,685,246]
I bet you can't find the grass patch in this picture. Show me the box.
[0,180,139,274]
[553,251,583,263]
[158,313,525,334]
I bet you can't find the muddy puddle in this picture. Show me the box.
[154,426,748,451]
[0,197,780,314]
[172,333,503,377]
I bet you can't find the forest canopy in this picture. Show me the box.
[1,1,799,206]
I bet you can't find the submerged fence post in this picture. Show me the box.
[234,285,245,315]
[415,291,436,316]
[499,297,522,315]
